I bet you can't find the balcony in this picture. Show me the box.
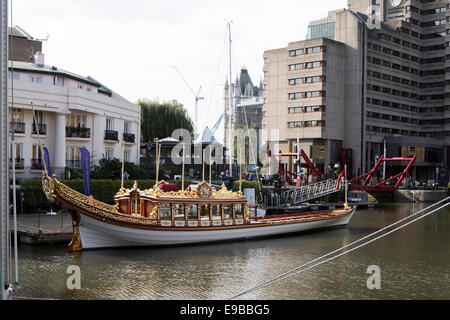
[10,121,25,134]
[31,158,43,170]
[123,133,135,143]
[66,126,91,139]
[66,160,81,168]
[32,123,47,135]
[11,158,24,170]
[104,130,119,141]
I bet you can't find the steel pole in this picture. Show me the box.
[0,0,9,300]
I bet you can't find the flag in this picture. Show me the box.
[43,146,51,176]
[80,148,91,196]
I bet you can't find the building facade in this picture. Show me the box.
[262,0,450,183]
[8,49,141,179]
[224,67,263,168]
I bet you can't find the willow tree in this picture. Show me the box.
[139,99,194,142]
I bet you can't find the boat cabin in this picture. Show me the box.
[114,181,250,227]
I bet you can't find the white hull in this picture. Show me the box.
[78,211,355,250]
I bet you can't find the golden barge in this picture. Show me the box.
[42,173,356,251]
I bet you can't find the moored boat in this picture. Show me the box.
[42,173,356,251]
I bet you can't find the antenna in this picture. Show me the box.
[172,65,204,136]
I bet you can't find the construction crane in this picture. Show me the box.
[172,65,204,135]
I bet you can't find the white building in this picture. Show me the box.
[8,53,141,179]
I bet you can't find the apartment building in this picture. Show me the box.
[8,51,141,179]
[262,0,449,183]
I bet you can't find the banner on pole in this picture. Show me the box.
[43,146,51,176]
[80,148,91,196]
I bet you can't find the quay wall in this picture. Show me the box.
[393,190,449,203]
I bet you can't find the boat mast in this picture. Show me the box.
[344,164,348,209]
[227,21,233,178]
[182,143,185,191]
[121,139,125,191]
[155,138,161,184]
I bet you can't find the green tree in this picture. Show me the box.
[139,99,194,142]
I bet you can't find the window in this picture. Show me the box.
[160,204,171,220]
[11,108,23,122]
[105,148,113,160]
[10,142,23,160]
[289,49,304,56]
[66,146,81,165]
[187,205,198,220]
[8,73,19,80]
[289,63,303,71]
[124,149,131,162]
[124,121,131,134]
[173,204,185,221]
[66,113,87,128]
[106,118,114,131]
[29,76,42,83]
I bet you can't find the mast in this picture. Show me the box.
[182,143,185,191]
[155,138,160,184]
[227,21,233,178]
[121,139,125,191]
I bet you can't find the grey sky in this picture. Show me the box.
[11,0,348,140]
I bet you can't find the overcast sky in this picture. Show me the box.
[11,0,348,141]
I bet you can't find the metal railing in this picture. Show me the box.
[281,179,342,205]
[104,130,118,141]
[10,158,24,169]
[32,123,47,135]
[123,133,135,143]
[31,158,43,170]
[66,160,81,168]
[10,121,25,134]
[66,126,90,138]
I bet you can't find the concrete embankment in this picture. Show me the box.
[394,189,449,203]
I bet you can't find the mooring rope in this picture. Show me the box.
[229,197,450,300]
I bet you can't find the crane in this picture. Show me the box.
[172,65,204,136]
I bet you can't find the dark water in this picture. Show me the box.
[15,202,450,300]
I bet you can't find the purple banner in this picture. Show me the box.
[80,148,91,196]
[43,146,51,176]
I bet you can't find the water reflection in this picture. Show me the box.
[17,202,450,300]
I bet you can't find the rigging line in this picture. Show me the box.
[230,46,263,199]
[201,30,228,133]
[229,198,450,300]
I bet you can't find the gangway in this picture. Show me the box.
[280,174,344,206]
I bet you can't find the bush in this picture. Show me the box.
[91,158,149,180]
[232,180,264,202]
[19,178,193,214]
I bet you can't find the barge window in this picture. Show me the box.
[187,204,198,220]
[212,205,221,220]
[235,204,244,219]
[199,205,210,220]
[160,204,171,220]
[173,204,185,221]
[223,205,232,219]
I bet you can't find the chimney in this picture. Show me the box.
[34,52,45,67]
